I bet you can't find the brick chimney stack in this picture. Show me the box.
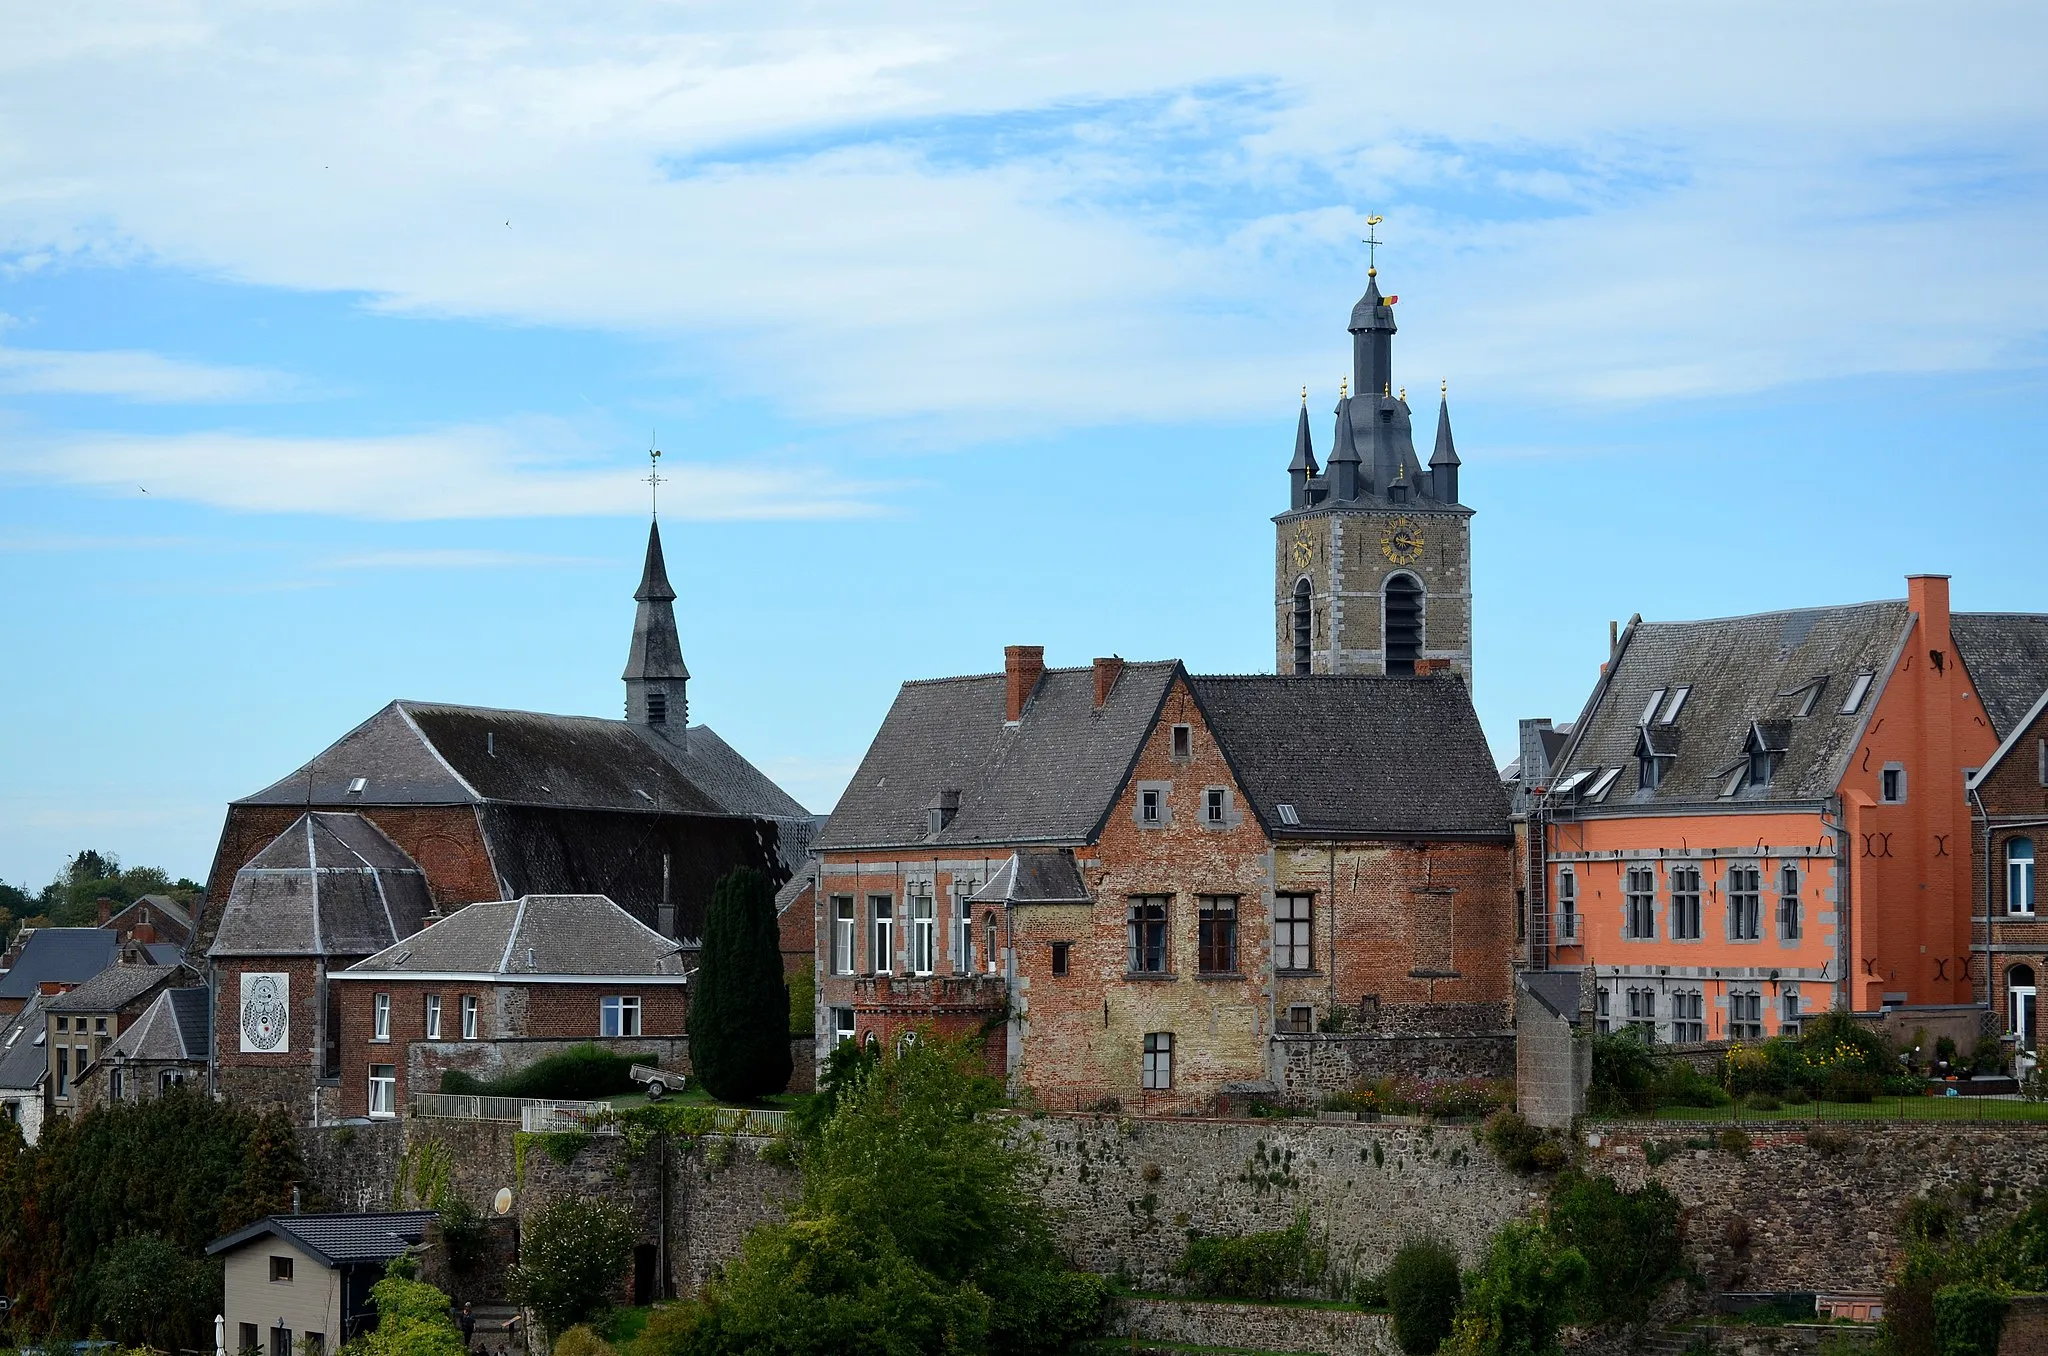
[96,896,112,926]
[1092,656,1125,709]
[1004,645,1046,723]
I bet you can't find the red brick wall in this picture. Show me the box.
[778,877,815,978]
[334,977,687,1117]
[1974,694,2048,1038]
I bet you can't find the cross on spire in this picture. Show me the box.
[1362,214,1384,277]
[645,436,666,519]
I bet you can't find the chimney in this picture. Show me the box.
[1092,656,1125,709]
[1413,658,1451,677]
[96,897,112,927]
[1907,574,1953,654]
[132,921,157,944]
[1004,646,1045,723]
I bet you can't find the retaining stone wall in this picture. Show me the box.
[1276,1031,1515,1098]
[1114,1298,1396,1355]
[1027,1113,1536,1293]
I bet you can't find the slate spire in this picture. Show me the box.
[1430,382,1461,506]
[1287,391,1319,509]
[624,520,690,744]
[1348,270,1397,412]
[1328,392,1362,501]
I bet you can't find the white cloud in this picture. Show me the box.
[0,2,2041,424]
[0,421,889,520]
[0,345,293,401]
[324,548,604,568]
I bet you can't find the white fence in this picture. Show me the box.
[409,1091,784,1137]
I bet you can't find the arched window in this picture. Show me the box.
[1291,578,1312,675]
[2011,963,2038,1049]
[2011,838,2037,916]
[1383,573,1423,675]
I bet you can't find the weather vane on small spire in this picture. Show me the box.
[1362,214,1384,277]
[646,434,666,519]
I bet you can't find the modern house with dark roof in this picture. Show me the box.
[331,894,688,1118]
[813,645,1514,1110]
[207,1210,438,1352]
[201,520,814,951]
[1529,575,2010,1044]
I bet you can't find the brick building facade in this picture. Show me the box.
[1965,615,2048,1045]
[332,894,688,1117]
[814,646,1512,1111]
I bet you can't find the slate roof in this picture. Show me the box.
[208,813,432,959]
[1189,675,1511,839]
[44,964,184,1013]
[108,894,192,932]
[0,928,120,1002]
[102,987,210,1062]
[345,895,684,977]
[207,1211,438,1266]
[0,996,48,1091]
[773,866,815,915]
[237,700,809,822]
[818,662,1181,851]
[1518,969,1588,1024]
[1550,602,1909,809]
[1953,613,2048,740]
[970,850,1092,905]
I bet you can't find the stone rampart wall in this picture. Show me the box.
[1275,1032,1515,1098]
[1114,1298,1396,1355]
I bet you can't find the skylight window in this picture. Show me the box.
[1659,687,1690,724]
[1553,770,1593,795]
[1640,688,1667,726]
[1276,803,1300,826]
[1841,672,1874,715]
[1586,767,1622,801]
[347,777,367,795]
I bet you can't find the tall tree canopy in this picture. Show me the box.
[689,866,792,1102]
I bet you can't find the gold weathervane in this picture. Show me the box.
[646,437,666,518]
[1363,214,1384,277]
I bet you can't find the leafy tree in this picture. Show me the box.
[509,1197,635,1337]
[1544,1173,1683,1325]
[1440,1221,1588,1356]
[363,1262,468,1356]
[92,1232,221,1350]
[689,1035,1107,1356]
[689,867,792,1102]
[29,849,201,930]
[1384,1238,1462,1354]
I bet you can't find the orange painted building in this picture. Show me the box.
[1532,576,2002,1039]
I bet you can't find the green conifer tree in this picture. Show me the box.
[690,866,793,1102]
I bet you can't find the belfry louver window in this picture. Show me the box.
[1383,574,1423,675]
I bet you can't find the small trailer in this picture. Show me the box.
[629,1063,681,1100]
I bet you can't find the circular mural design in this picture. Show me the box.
[241,974,288,1051]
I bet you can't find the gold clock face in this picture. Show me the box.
[1289,527,1315,570]
[1380,516,1424,565]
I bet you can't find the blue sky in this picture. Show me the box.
[3,2,2046,889]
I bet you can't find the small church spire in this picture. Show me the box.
[1287,388,1318,509]
[1430,381,1461,506]
[624,463,690,744]
[1327,393,1362,501]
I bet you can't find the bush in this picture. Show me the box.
[1716,1128,1751,1157]
[91,1233,220,1350]
[1385,1239,1462,1355]
[1970,1038,2006,1076]
[633,1303,704,1356]
[548,1327,613,1356]
[1823,1069,1879,1103]
[1439,1220,1587,1356]
[1743,1092,1782,1112]
[1481,1110,1546,1174]
[509,1198,635,1337]
[441,1044,653,1100]
[362,1265,466,1356]
[1178,1212,1326,1301]
[1933,1284,2008,1356]
[1805,1128,1853,1158]
[1657,1060,1727,1109]
[1589,1028,1659,1115]
[787,967,815,1037]
[1354,1271,1389,1308]
[1545,1173,1684,1326]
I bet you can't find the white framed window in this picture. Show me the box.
[1780,985,1803,1037]
[1139,788,1163,824]
[2010,965,2038,1049]
[1555,869,1578,942]
[159,1069,181,1093]
[56,1047,70,1099]
[1204,787,1227,825]
[909,893,936,976]
[1730,991,1764,1040]
[1728,865,1761,940]
[1778,864,1803,940]
[1673,990,1704,1043]
[372,992,391,1041]
[461,995,479,1040]
[1671,865,1702,939]
[831,895,856,975]
[600,995,642,1037]
[1881,763,1907,803]
[368,1064,397,1117]
[425,995,441,1041]
[1625,867,1656,939]
[1141,1032,1173,1090]
[830,1007,855,1049]
[1127,897,1169,973]
[1274,893,1313,971]
[869,896,894,975]
[2010,838,2037,915]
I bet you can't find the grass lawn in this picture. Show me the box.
[1616,1096,2048,1123]
[601,1087,814,1114]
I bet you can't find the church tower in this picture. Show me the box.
[624,519,690,745]
[1274,263,1473,680]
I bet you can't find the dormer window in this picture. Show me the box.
[1639,752,1665,791]
[928,791,960,835]
[1634,727,1678,792]
[1745,722,1789,790]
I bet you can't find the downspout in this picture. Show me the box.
[1970,784,1992,1012]
[1822,797,1851,1012]
[1328,844,1338,1019]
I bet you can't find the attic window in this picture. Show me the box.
[1640,688,1668,726]
[1658,687,1690,724]
[347,777,367,795]
[1552,770,1593,796]
[1171,725,1192,760]
[1586,767,1622,801]
[1638,752,1667,791]
[1276,802,1301,826]
[1841,672,1874,715]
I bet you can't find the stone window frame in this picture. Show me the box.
[1554,868,1578,943]
[907,889,937,976]
[1780,984,1803,1035]
[1672,989,1705,1044]
[1624,985,1655,1037]
[1200,785,1238,830]
[1135,781,1173,829]
[1669,863,1703,941]
[1777,864,1803,941]
[1291,578,1313,675]
[830,1007,855,1048]
[1594,986,1610,1035]
[1170,724,1193,761]
[1623,865,1658,941]
[1880,762,1908,804]
[1725,862,1763,943]
[1729,990,1765,1040]
[2009,837,2037,916]
[868,893,895,976]
[1381,571,1426,675]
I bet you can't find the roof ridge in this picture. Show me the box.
[1635,599,1906,628]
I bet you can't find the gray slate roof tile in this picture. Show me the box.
[1953,613,2048,740]
[208,813,432,959]
[970,850,1092,904]
[45,964,184,1013]
[0,928,120,1001]
[347,894,684,976]
[0,996,48,1091]
[102,986,210,1062]
[208,1212,438,1265]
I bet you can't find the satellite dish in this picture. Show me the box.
[493,1188,513,1216]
